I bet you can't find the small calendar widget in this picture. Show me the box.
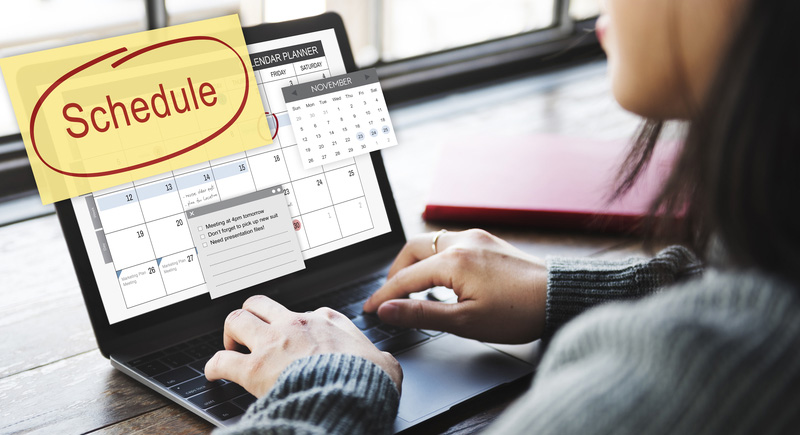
[283,68,398,169]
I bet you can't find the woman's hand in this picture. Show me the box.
[205,295,403,398]
[363,229,547,344]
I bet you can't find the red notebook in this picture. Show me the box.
[422,134,679,233]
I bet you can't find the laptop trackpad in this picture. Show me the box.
[394,334,533,423]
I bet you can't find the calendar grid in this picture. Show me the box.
[322,171,344,241]
[252,39,373,251]
[126,187,165,309]
[104,242,200,280]
[78,32,391,322]
[95,181,197,308]
[350,159,375,232]
[115,189,197,307]
[283,68,397,168]
[288,223,375,252]
[95,156,252,308]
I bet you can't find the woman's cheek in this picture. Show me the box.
[598,18,641,114]
[601,1,682,118]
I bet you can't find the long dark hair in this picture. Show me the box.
[616,0,800,282]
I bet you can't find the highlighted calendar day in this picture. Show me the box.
[0,15,270,204]
[282,68,398,169]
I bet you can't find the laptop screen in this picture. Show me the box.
[67,26,392,325]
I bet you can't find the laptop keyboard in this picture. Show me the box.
[125,274,443,422]
[128,331,256,421]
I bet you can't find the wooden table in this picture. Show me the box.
[0,61,647,434]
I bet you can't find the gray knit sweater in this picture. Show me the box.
[219,246,800,434]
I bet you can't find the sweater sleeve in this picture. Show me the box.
[216,353,399,435]
[544,245,702,340]
[485,271,800,434]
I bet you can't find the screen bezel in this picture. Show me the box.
[54,12,406,356]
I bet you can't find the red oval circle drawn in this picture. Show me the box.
[29,36,250,178]
[265,111,279,140]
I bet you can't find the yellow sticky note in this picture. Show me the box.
[0,15,271,204]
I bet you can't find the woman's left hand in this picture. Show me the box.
[205,295,403,398]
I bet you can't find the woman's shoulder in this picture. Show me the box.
[528,270,800,433]
[549,268,800,358]
[650,268,800,324]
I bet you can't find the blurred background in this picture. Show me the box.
[0,0,601,223]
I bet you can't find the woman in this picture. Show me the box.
[205,0,800,432]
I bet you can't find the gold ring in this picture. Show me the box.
[431,229,447,255]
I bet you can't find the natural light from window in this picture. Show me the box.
[0,0,601,138]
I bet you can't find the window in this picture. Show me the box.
[379,0,556,62]
[1,0,601,137]
[0,0,601,208]
[570,0,602,20]
[0,0,147,138]
[256,0,598,67]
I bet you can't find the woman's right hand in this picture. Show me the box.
[363,229,548,344]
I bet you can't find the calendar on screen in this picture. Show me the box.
[71,30,393,324]
[282,68,398,169]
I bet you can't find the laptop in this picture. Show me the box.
[54,12,536,432]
